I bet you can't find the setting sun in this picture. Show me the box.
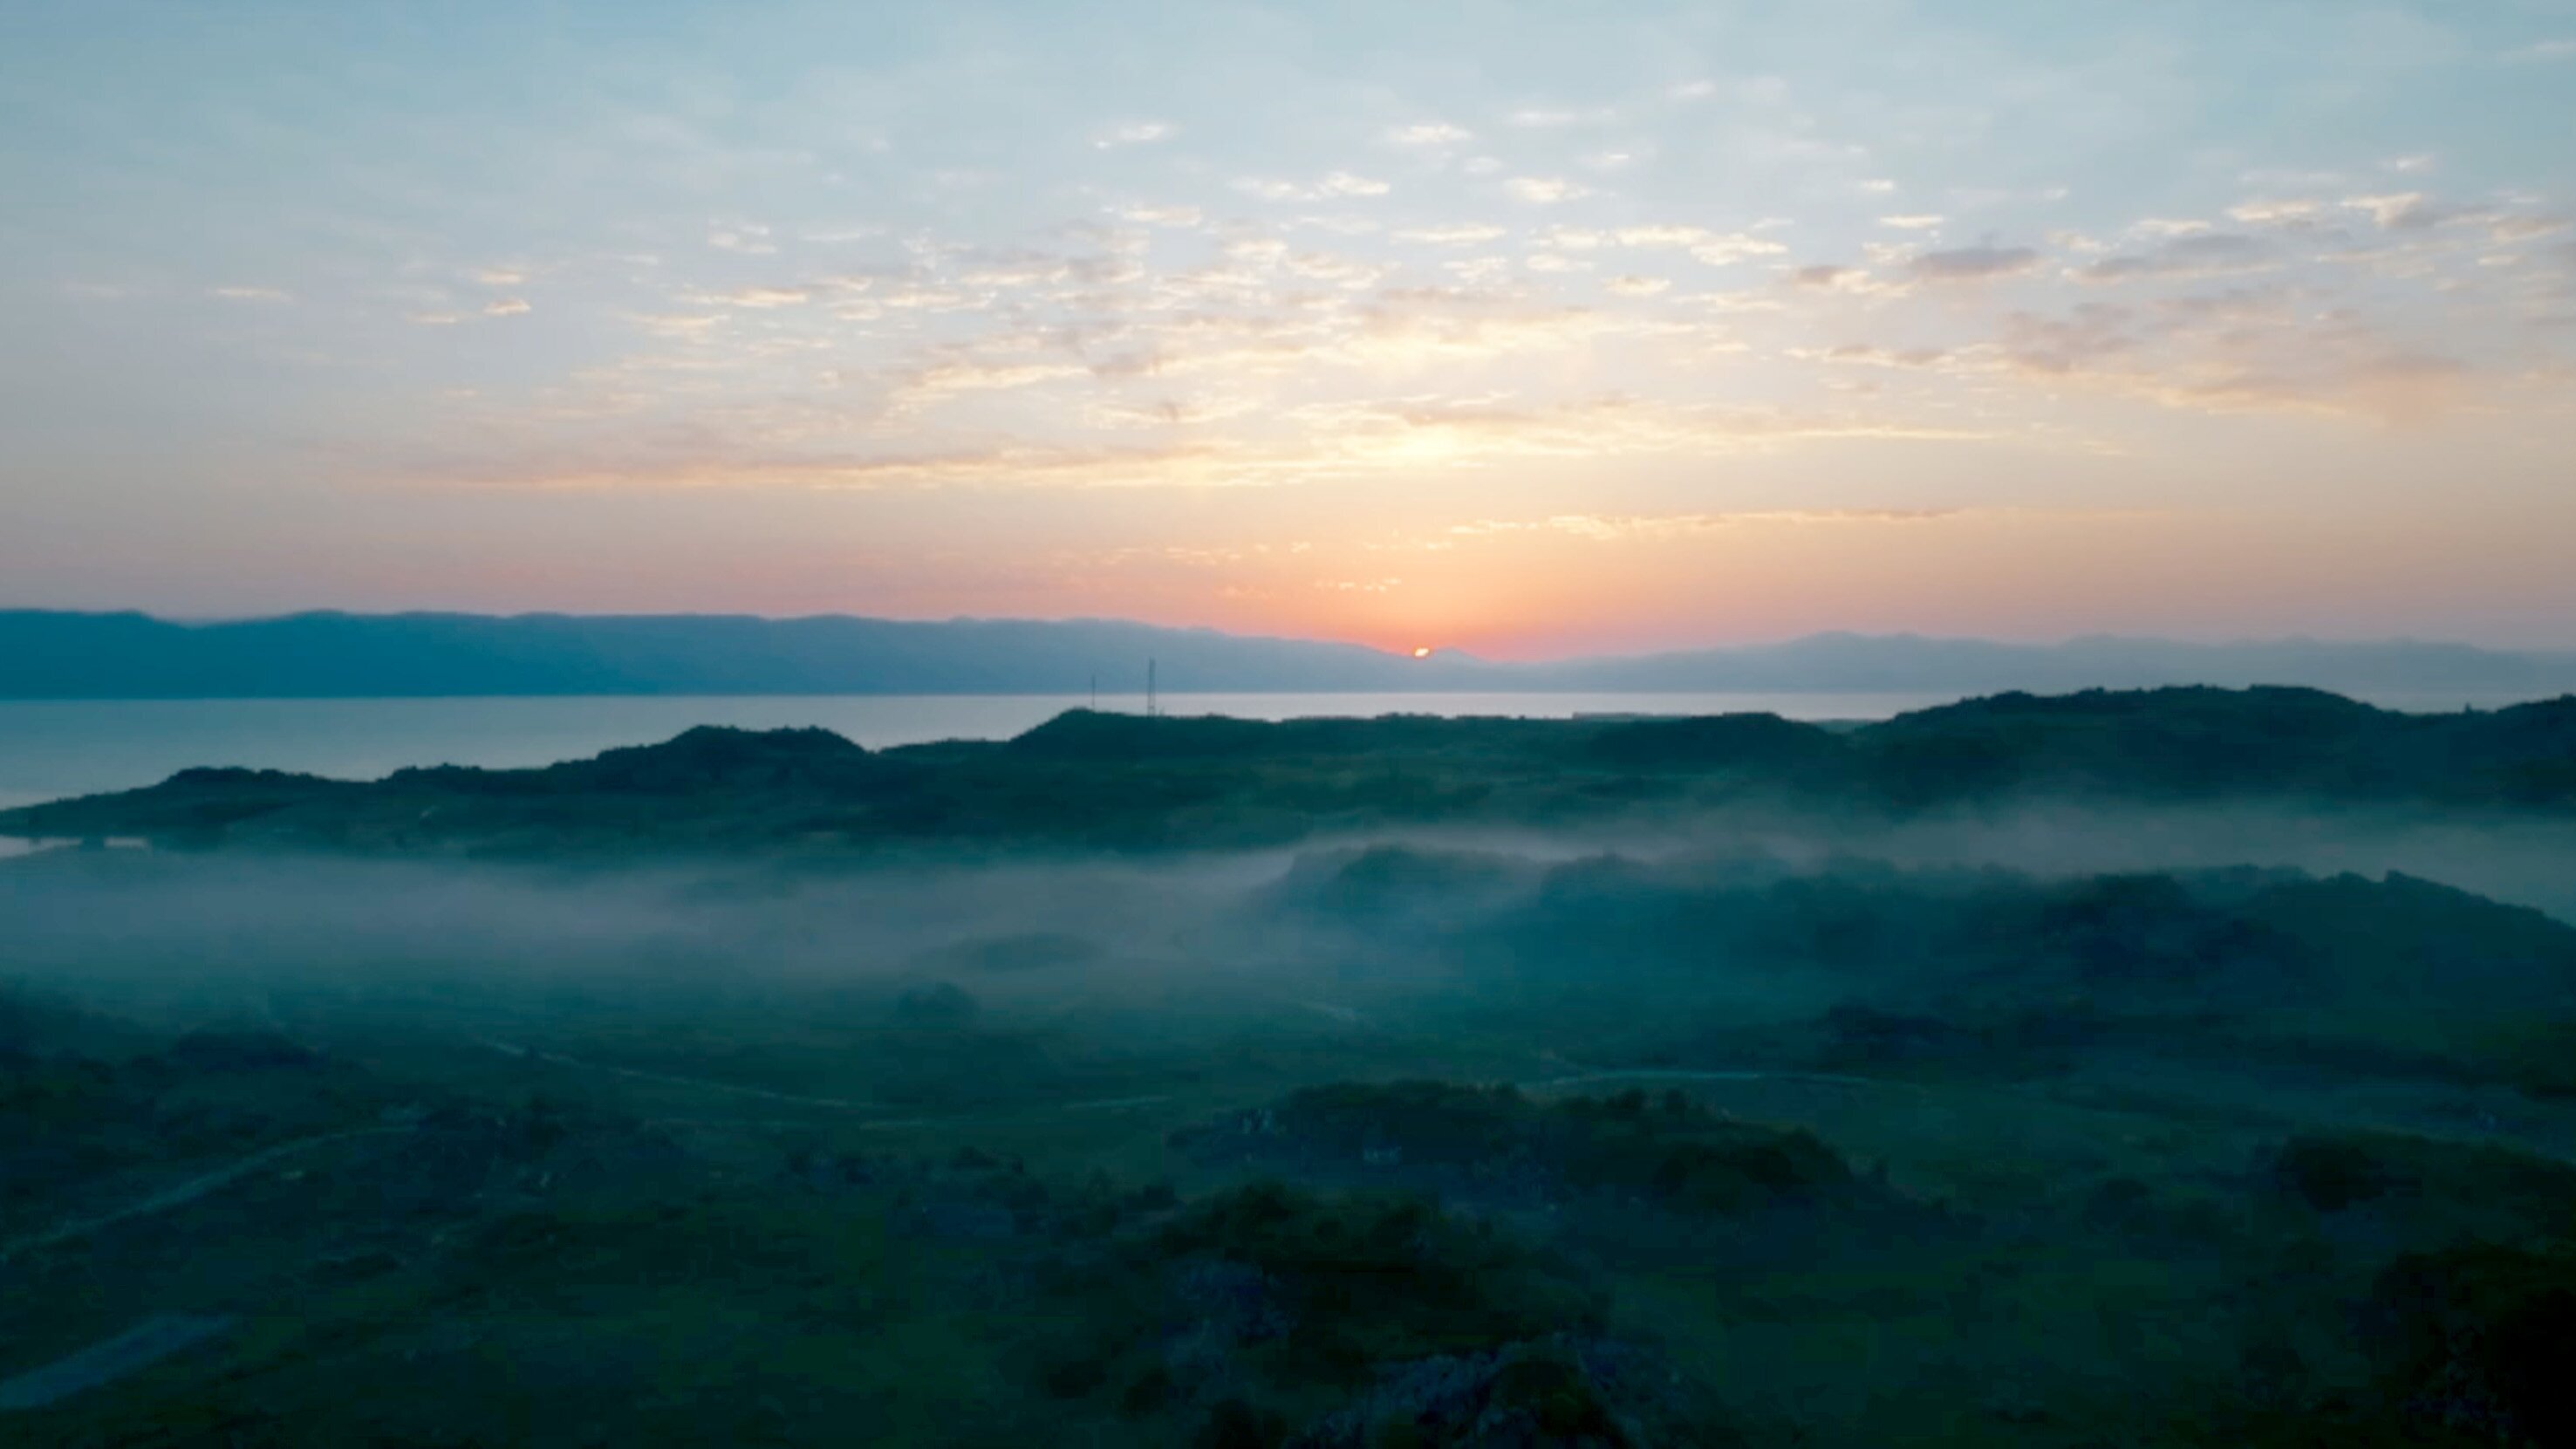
[1411,646,1433,660]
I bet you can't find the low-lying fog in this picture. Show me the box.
[8,801,2573,1035]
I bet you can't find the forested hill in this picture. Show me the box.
[6,687,2573,856]
[6,610,2576,699]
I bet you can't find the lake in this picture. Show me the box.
[0,686,2547,813]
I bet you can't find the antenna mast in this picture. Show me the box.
[1146,658,1157,718]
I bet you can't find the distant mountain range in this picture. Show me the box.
[2,610,2573,701]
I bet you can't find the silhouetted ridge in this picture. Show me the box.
[7,687,2574,854]
[1008,709,1284,760]
[387,726,877,797]
[1582,712,1846,770]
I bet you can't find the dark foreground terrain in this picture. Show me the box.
[3,691,2573,1446]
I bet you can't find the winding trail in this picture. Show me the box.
[0,1314,235,1411]
[1,1128,413,1265]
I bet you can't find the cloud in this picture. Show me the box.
[631,313,724,337]
[1095,120,1173,148]
[474,268,527,286]
[1690,236,1788,266]
[1605,275,1671,297]
[1384,122,1472,148]
[208,285,291,303]
[1287,395,1990,464]
[1999,303,2138,373]
[1282,252,1386,287]
[2341,192,2491,230]
[1117,204,1203,228]
[1507,106,1612,128]
[429,388,1990,497]
[1666,79,1718,101]
[892,359,1090,407]
[1879,215,1943,231]
[483,298,533,318]
[1789,263,1862,290]
[1816,344,1951,368]
[1395,223,1508,246]
[1907,245,2040,282]
[2228,198,2326,227]
[405,311,463,326]
[1858,178,1897,195]
[2079,232,2272,284]
[707,223,775,255]
[1990,294,2477,421]
[1450,508,1970,543]
[2505,38,2575,61]
[2492,215,2571,243]
[1234,173,1389,202]
[1506,176,1589,204]
[720,286,815,308]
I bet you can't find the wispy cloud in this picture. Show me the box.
[2228,198,2326,226]
[707,223,775,255]
[1117,204,1204,228]
[1384,122,1472,148]
[1909,245,2040,282]
[1450,508,1973,542]
[2341,191,2493,230]
[1395,223,1509,246]
[1507,106,1612,128]
[1234,172,1390,202]
[1507,176,1589,204]
[2079,232,2272,284]
[1094,120,1173,148]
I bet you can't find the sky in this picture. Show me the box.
[2,1,2573,658]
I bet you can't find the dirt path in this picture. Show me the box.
[0,1127,413,1264]
[0,1314,235,1411]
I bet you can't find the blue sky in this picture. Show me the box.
[3,1,2572,654]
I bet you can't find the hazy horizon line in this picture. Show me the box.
[8,605,2571,667]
